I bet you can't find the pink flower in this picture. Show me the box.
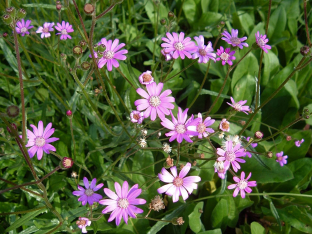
[134,82,175,121]
[25,121,59,160]
[217,140,246,172]
[221,29,248,49]
[139,70,154,85]
[192,35,216,63]
[161,32,196,59]
[99,181,146,226]
[72,177,103,206]
[255,31,271,53]
[216,46,236,66]
[161,49,173,61]
[191,113,215,138]
[214,161,227,179]
[55,21,74,40]
[36,22,54,38]
[276,151,288,166]
[295,139,304,147]
[97,38,128,71]
[161,107,200,143]
[76,217,91,233]
[245,137,257,158]
[228,171,257,198]
[157,162,201,203]
[227,97,250,114]
[16,19,34,37]
[219,118,230,132]
[130,110,144,124]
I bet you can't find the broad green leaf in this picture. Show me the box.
[189,202,204,233]
[198,229,222,234]
[144,1,168,26]
[193,12,223,30]
[199,89,231,99]
[211,199,229,230]
[267,5,287,41]
[263,195,282,230]
[0,38,18,74]
[251,222,265,234]
[262,50,280,86]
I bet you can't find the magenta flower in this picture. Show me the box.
[72,177,103,206]
[191,113,215,139]
[130,110,144,124]
[161,107,200,143]
[139,70,154,85]
[221,29,248,49]
[217,140,246,172]
[157,162,201,203]
[276,151,288,166]
[214,161,227,179]
[245,137,257,158]
[161,49,173,61]
[219,118,230,132]
[192,35,216,63]
[16,19,33,37]
[255,31,271,53]
[55,21,74,40]
[295,139,304,147]
[134,82,175,121]
[25,121,59,160]
[227,97,250,114]
[36,22,54,38]
[228,171,257,198]
[97,38,128,71]
[216,46,236,66]
[99,181,146,226]
[161,32,196,59]
[76,217,91,233]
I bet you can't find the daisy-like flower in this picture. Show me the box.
[15,19,33,37]
[139,70,154,85]
[228,171,257,198]
[134,82,175,121]
[161,107,200,143]
[276,151,288,167]
[161,32,196,59]
[25,121,59,160]
[99,181,146,226]
[191,113,215,138]
[214,161,227,179]
[192,35,216,63]
[295,139,304,147]
[130,110,144,124]
[157,162,201,203]
[161,49,173,61]
[76,217,91,233]
[97,38,128,71]
[219,118,230,132]
[217,140,246,172]
[72,177,104,206]
[55,21,74,40]
[227,97,250,114]
[244,137,257,158]
[36,22,54,38]
[221,29,248,49]
[216,46,236,66]
[255,31,271,53]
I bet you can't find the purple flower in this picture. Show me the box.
[255,31,271,53]
[227,97,250,114]
[295,139,304,147]
[55,21,74,40]
[245,137,257,158]
[16,19,34,37]
[221,29,248,49]
[192,35,216,63]
[25,121,59,160]
[135,82,175,121]
[72,177,104,206]
[76,217,91,233]
[36,22,54,38]
[99,181,146,226]
[139,70,154,85]
[157,162,201,203]
[130,110,144,124]
[276,151,288,166]
[161,49,173,61]
[191,113,215,139]
[161,32,196,59]
[217,140,246,172]
[219,118,230,132]
[216,46,236,66]
[228,171,257,198]
[161,107,200,143]
[214,161,227,179]
[97,38,128,71]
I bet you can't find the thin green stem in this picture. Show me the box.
[0,206,46,216]
[164,59,197,83]
[116,67,136,89]
[162,60,175,81]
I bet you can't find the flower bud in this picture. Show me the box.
[60,53,67,60]
[73,46,83,58]
[160,18,166,25]
[56,2,62,11]
[62,157,74,169]
[254,131,263,139]
[16,8,26,19]
[93,44,99,52]
[84,4,95,14]
[168,11,175,20]
[66,110,73,117]
[79,40,88,51]
[2,32,9,38]
[2,14,12,25]
[300,46,310,56]
[286,136,291,141]
[303,109,310,119]
[98,44,106,52]
[6,7,16,18]
[6,105,19,118]
[7,123,17,134]
[81,61,91,70]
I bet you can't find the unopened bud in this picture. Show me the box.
[84,4,95,14]
[168,11,175,20]
[267,151,273,158]
[60,53,67,60]
[79,40,88,51]
[56,2,62,11]
[98,44,106,52]
[73,46,83,57]
[160,18,166,25]
[6,105,19,118]
[81,61,91,70]
[6,7,16,17]
[254,131,263,139]
[62,157,74,169]
[3,32,9,38]
[300,46,310,56]
[200,153,204,158]
[66,110,73,117]
[303,109,310,119]
[7,123,17,134]
[286,136,291,141]
[16,8,26,19]
[220,21,225,25]
[240,120,246,126]
[2,14,12,25]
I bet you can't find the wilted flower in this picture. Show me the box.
[228,171,257,198]
[295,139,304,147]
[36,22,54,38]
[227,97,250,114]
[216,46,236,66]
[219,119,230,132]
[221,29,248,49]
[161,49,173,61]
[163,143,172,153]
[76,217,91,233]
[138,138,147,148]
[276,151,288,166]
[149,195,165,211]
[139,70,154,85]
[192,35,216,63]
[130,110,144,124]
[214,161,227,179]
[255,31,271,53]
[55,21,74,40]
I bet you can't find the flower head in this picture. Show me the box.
[161,32,196,59]
[255,31,271,53]
[228,171,257,198]
[227,97,250,114]
[192,35,216,63]
[216,46,236,66]
[157,162,201,203]
[192,113,215,138]
[221,29,248,49]
[244,137,257,158]
[130,110,144,124]
[219,118,230,132]
[139,70,154,85]
[161,107,200,143]
[25,121,59,160]
[76,217,91,233]
[36,22,54,38]
[72,177,104,206]
[135,82,175,121]
[217,140,246,172]
[149,195,165,212]
[295,139,304,147]
[161,49,173,61]
[16,19,33,36]
[55,21,74,40]
[276,151,288,166]
[214,161,227,179]
[99,181,146,226]
[163,143,172,153]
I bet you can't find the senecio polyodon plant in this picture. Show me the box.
[1,0,312,233]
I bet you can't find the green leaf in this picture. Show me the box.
[251,222,265,234]
[267,5,287,42]
[0,38,18,74]
[262,50,280,86]
[188,202,204,233]
[211,199,229,230]
[198,229,222,234]
[199,89,231,99]
[193,12,222,30]
[263,195,282,230]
